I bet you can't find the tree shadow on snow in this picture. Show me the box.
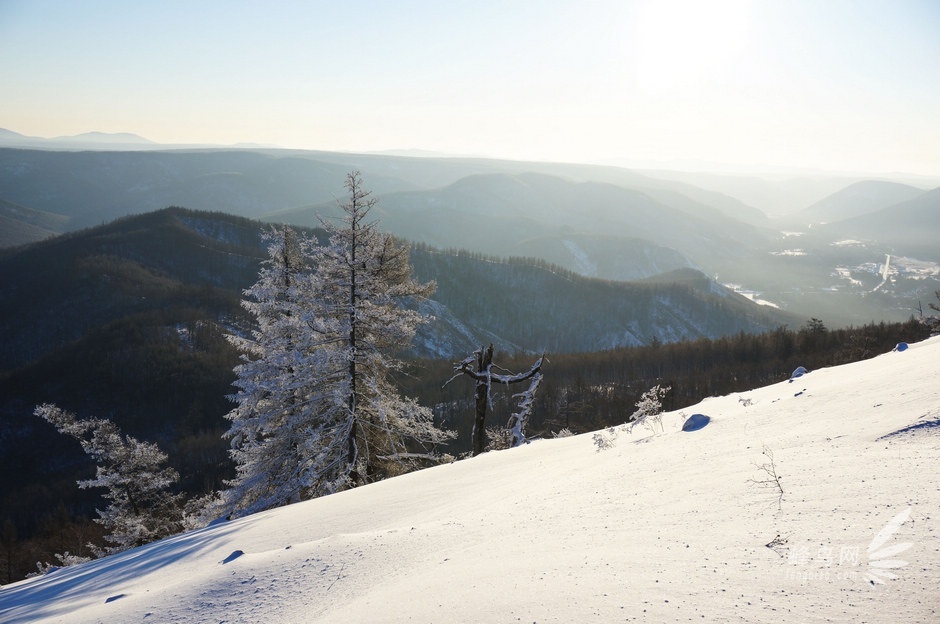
[878,410,940,440]
[0,521,240,623]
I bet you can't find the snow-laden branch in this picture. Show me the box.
[452,349,543,386]
[374,452,447,462]
[507,371,542,448]
[448,345,545,456]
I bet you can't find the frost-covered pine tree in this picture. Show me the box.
[218,225,320,517]
[220,172,451,518]
[34,404,182,556]
[315,172,452,487]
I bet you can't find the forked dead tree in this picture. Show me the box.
[507,372,542,448]
[446,344,543,456]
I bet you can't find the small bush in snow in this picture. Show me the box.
[485,426,513,451]
[31,551,93,577]
[593,427,618,451]
[628,384,671,434]
[765,534,790,557]
[749,444,785,509]
[552,428,574,438]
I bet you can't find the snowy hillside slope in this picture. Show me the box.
[2,338,939,623]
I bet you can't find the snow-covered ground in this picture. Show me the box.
[3,338,939,623]
[832,255,940,295]
[722,283,781,308]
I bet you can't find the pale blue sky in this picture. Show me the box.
[1,0,938,175]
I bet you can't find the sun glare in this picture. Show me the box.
[632,0,753,92]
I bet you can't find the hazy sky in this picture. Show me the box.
[2,0,939,175]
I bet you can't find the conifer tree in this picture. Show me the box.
[220,225,318,515]
[221,172,451,518]
[34,404,182,556]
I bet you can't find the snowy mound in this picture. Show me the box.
[789,365,808,381]
[2,338,939,623]
[681,413,710,431]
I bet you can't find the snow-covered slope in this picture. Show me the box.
[3,338,939,623]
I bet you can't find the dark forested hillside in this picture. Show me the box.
[1,208,798,370]
[0,208,263,371]
[0,200,68,249]
[402,317,930,451]
[0,209,265,579]
[410,246,799,353]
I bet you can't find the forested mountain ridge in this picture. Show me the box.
[270,171,770,282]
[0,149,389,231]
[0,148,760,281]
[0,147,764,235]
[0,209,262,371]
[409,246,797,353]
[0,207,798,372]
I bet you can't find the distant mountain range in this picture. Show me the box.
[0,147,773,278]
[0,127,280,152]
[269,171,768,282]
[1,146,937,326]
[817,187,940,259]
[0,128,156,150]
[799,180,927,224]
[635,168,939,218]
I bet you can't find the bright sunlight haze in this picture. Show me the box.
[1,0,938,175]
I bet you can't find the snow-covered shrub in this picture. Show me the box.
[919,314,940,336]
[593,427,618,451]
[552,428,574,438]
[31,552,93,577]
[628,384,671,434]
[485,426,513,451]
[749,444,784,509]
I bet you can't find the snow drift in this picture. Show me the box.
[2,338,939,623]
